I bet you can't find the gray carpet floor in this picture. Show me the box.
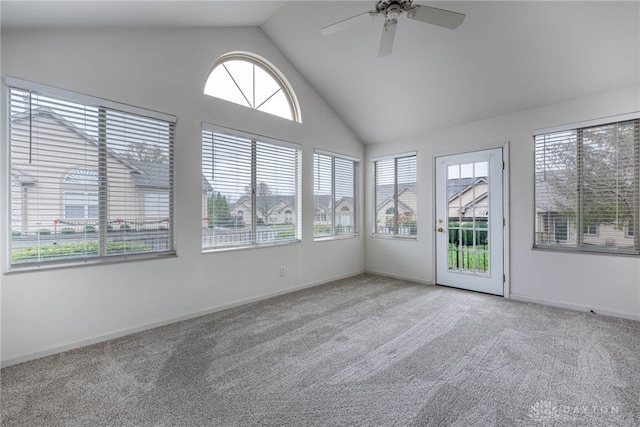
[1,274,639,426]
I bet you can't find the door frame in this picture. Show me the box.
[432,143,510,298]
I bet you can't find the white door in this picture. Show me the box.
[435,148,504,295]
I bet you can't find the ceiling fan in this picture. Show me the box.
[321,0,465,57]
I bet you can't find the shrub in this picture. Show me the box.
[11,230,22,237]
[120,223,132,231]
[403,220,417,235]
[37,229,51,236]
[448,222,460,245]
[449,221,488,246]
[84,225,96,233]
[275,229,296,240]
[12,241,151,262]
[61,227,76,234]
[314,225,332,235]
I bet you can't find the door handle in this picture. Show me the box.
[437,227,444,233]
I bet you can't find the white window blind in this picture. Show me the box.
[313,151,359,239]
[8,79,176,267]
[534,116,639,254]
[373,153,417,237]
[202,128,301,250]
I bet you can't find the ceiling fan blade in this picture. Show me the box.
[407,5,465,29]
[378,20,397,57]
[321,11,377,35]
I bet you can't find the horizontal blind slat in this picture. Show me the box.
[9,83,176,267]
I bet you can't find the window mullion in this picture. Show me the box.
[576,128,584,248]
[634,121,640,251]
[393,158,399,235]
[353,161,358,235]
[98,107,108,256]
[331,157,336,233]
[251,140,257,244]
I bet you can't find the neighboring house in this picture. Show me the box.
[314,195,355,228]
[229,195,296,226]
[535,210,634,248]
[375,183,417,229]
[10,108,211,234]
[534,178,634,248]
[447,177,489,221]
[227,193,355,228]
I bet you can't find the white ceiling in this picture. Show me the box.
[2,1,639,145]
[0,1,287,29]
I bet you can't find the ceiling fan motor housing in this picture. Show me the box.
[376,0,413,14]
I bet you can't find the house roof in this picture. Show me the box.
[231,195,297,212]
[10,167,36,186]
[313,195,355,211]
[11,107,211,192]
[375,183,416,210]
[447,177,487,200]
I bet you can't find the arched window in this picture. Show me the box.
[62,169,99,219]
[341,206,350,212]
[386,207,395,215]
[63,169,99,185]
[204,52,301,122]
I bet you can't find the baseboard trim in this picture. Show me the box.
[364,269,432,285]
[510,293,640,322]
[1,270,365,368]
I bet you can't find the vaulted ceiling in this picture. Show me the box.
[2,1,638,145]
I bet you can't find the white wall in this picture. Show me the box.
[365,85,640,320]
[0,27,365,365]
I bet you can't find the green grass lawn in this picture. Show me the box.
[448,244,489,272]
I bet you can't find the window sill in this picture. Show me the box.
[6,251,178,274]
[314,234,359,242]
[202,239,302,254]
[371,234,418,241]
[532,245,639,257]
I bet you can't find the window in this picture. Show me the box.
[373,153,417,237]
[204,52,301,122]
[583,223,598,236]
[534,114,639,254]
[64,192,98,219]
[144,193,170,217]
[313,150,359,239]
[7,78,176,267]
[202,126,301,250]
[62,169,99,219]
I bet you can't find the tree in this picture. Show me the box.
[539,122,637,230]
[207,192,230,227]
[124,142,168,163]
[255,182,278,225]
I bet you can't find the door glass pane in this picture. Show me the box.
[447,161,489,275]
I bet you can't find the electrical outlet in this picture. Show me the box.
[280,266,286,277]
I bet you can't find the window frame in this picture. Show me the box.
[204,52,302,123]
[313,149,360,240]
[533,113,640,255]
[5,77,177,270]
[372,152,418,239]
[201,124,302,252]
